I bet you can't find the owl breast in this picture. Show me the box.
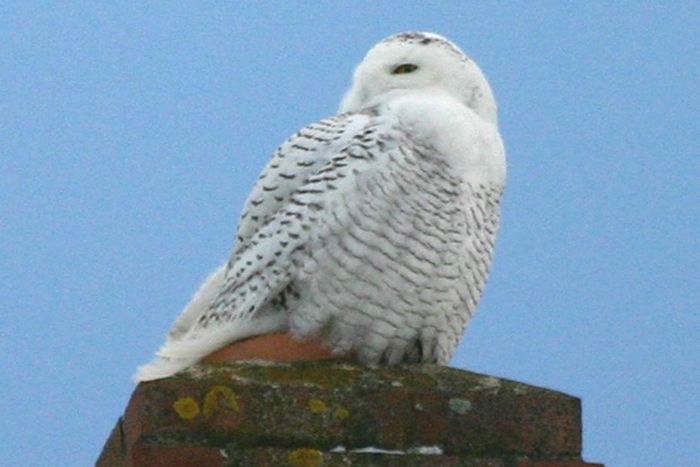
[281,131,502,365]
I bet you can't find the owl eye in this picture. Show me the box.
[391,63,419,74]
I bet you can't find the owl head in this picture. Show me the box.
[340,32,498,125]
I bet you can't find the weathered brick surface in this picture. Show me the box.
[97,418,125,466]
[97,361,603,466]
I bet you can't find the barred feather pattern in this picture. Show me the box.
[135,31,506,382]
[175,111,503,366]
[288,146,503,365]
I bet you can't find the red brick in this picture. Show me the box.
[131,445,226,467]
[97,361,604,466]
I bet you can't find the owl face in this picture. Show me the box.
[340,32,497,124]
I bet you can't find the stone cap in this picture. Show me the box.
[98,361,603,466]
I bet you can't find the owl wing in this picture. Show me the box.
[232,113,374,256]
[135,110,394,380]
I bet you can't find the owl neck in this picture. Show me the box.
[384,92,506,186]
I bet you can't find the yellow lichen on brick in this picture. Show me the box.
[203,385,240,418]
[287,448,323,467]
[307,398,329,414]
[333,406,350,419]
[172,397,200,420]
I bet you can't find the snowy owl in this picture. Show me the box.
[136,32,505,382]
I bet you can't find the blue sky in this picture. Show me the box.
[1,2,698,466]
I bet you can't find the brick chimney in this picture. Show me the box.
[97,361,603,466]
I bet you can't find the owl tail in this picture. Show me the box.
[133,354,200,382]
[133,327,235,383]
[133,260,291,383]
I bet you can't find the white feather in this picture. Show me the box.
[135,31,506,382]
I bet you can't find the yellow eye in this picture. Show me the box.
[391,63,419,74]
